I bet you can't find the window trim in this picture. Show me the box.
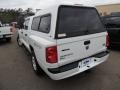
[31,16,41,31]
[38,14,51,33]
[31,14,51,34]
[24,19,30,30]
[55,5,106,39]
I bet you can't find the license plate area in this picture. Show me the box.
[79,58,92,68]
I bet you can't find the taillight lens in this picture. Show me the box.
[46,46,58,63]
[106,35,110,47]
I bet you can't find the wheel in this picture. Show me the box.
[31,50,41,74]
[17,36,22,47]
[6,37,11,42]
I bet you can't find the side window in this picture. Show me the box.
[31,17,40,30]
[39,15,51,33]
[24,19,30,30]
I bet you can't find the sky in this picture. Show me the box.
[0,0,120,10]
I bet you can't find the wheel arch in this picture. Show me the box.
[29,45,34,53]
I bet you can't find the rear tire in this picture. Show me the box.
[31,50,41,75]
[17,36,22,47]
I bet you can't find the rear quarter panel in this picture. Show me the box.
[28,34,59,69]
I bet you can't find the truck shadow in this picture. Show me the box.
[0,39,10,46]
[40,69,99,90]
[16,41,110,90]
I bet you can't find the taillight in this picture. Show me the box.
[106,35,110,47]
[46,46,58,63]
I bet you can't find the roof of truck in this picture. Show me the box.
[35,3,94,16]
[25,3,95,20]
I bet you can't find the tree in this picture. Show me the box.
[24,8,35,17]
[18,8,23,13]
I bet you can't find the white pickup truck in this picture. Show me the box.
[17,4,109,80]
[0,25,13,42]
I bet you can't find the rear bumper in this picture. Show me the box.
[48,50,109,80]
[0,34,13,39]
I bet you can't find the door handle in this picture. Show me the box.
[25,34,27,36]
[84,40,91,45]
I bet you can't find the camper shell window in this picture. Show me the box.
[55,5,106,39]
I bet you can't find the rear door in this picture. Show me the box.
[22,19,30,48]
[55,6,107,66]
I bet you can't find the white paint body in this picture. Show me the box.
[18,4,109,80]
[0,26,13,39]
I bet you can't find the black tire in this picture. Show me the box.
[17,35,23,47]
[6,37,11,42]
[31,50,41,75]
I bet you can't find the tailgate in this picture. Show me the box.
[57,32,107,66]
[0,27,11,35]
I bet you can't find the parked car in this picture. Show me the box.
[17,4,109,80]
[0,24,13,42]
[102,12,120,46]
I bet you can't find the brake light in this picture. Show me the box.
[46,46,58,63]
[106,35,110,47]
